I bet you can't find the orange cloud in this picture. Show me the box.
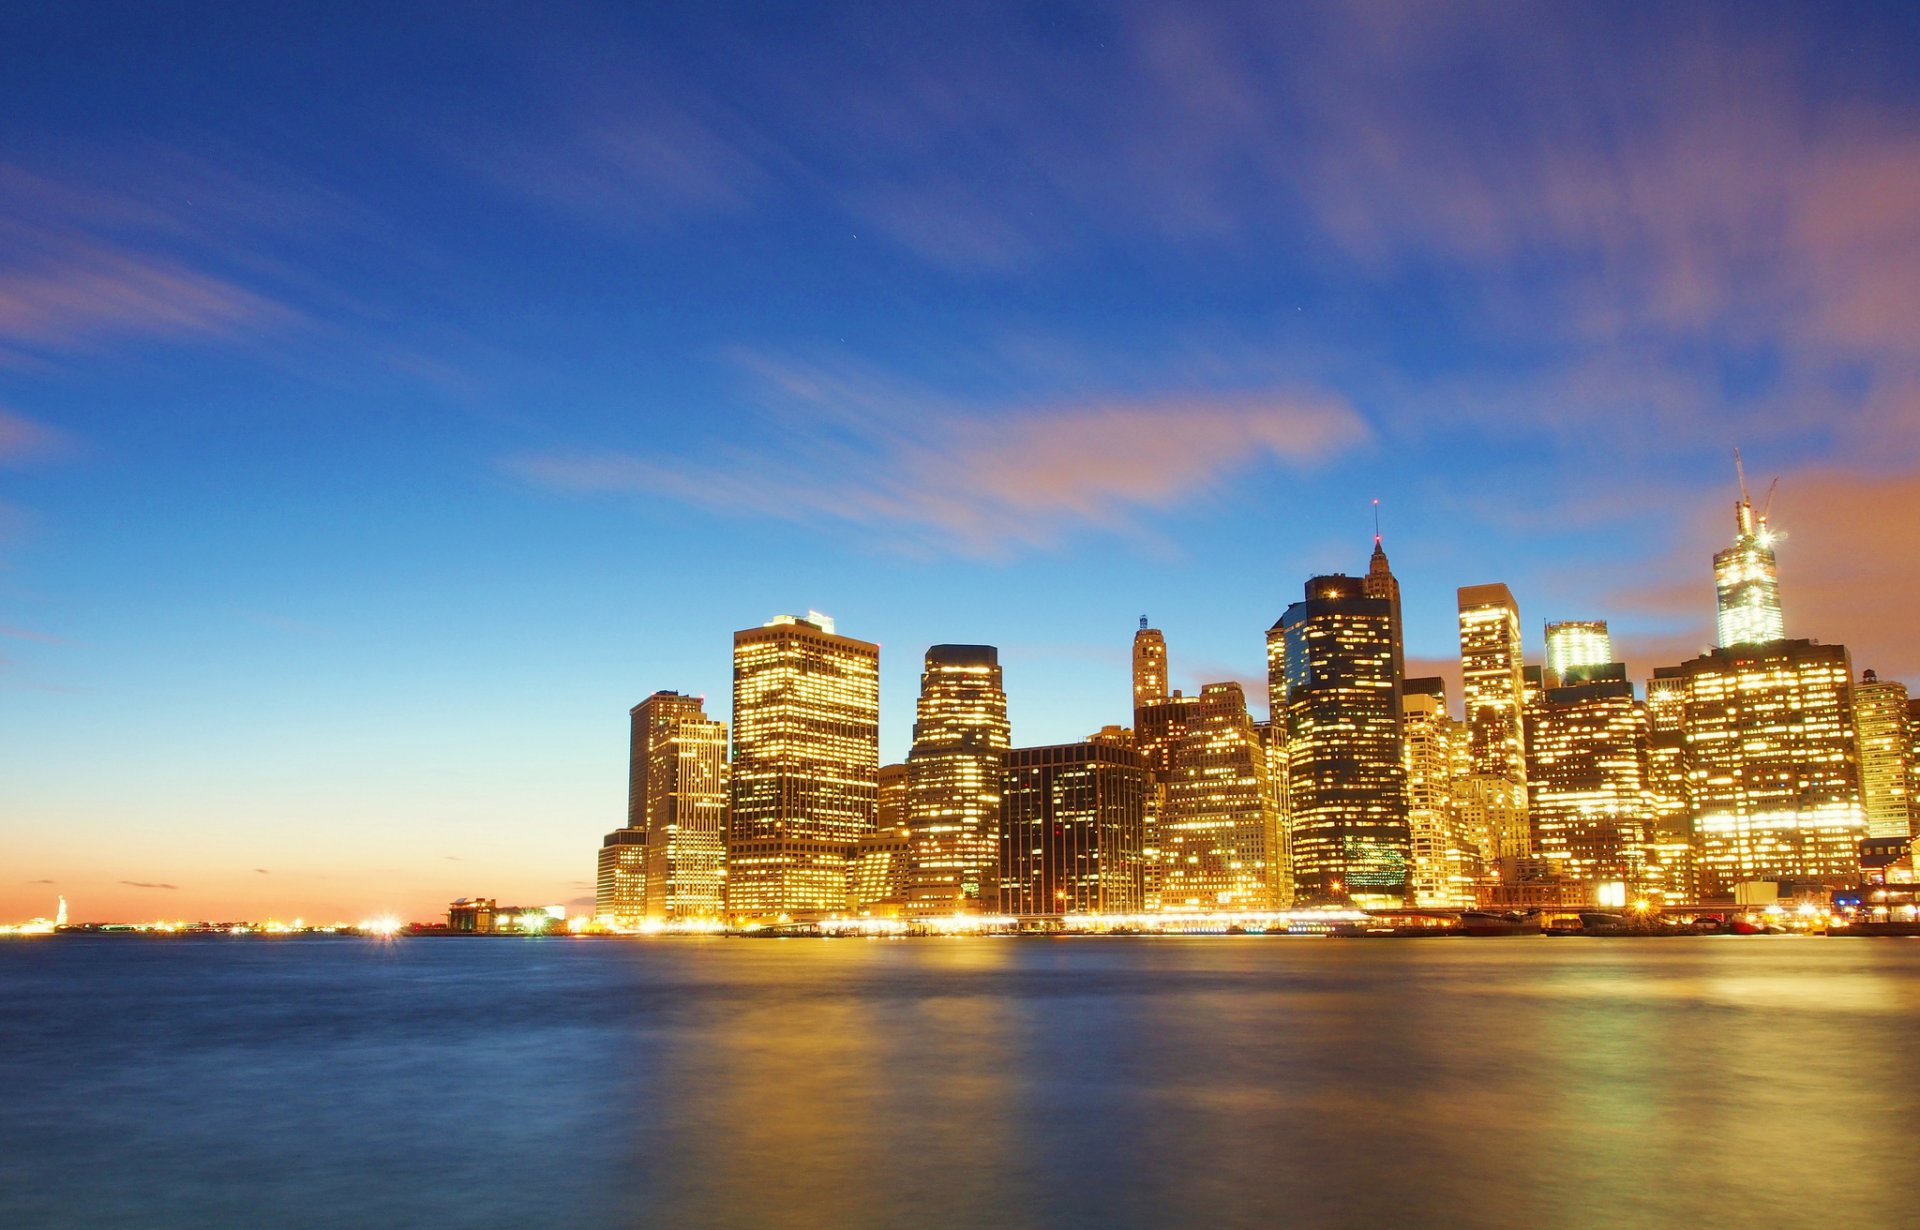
[512,384,1368,555]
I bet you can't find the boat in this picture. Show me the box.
[1459,909,1541,937]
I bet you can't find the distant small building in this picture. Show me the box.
[448,900,565,934]
[448,898,497,933]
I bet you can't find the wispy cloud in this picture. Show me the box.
[512,356,1368,555]
[0,408,74,466]
[120,880,179,891]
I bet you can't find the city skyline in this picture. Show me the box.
[6,2,1920,922]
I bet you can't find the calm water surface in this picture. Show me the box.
[3,936,1918,1229]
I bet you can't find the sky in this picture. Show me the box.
[4,1,1919,922]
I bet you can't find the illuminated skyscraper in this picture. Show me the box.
[1275,575,1409,906]
[625,691,729,921]
[1545,621,1613,680]
[1523,664,1650,899]
[1676,640,1864,889]
[904,645,1012,916]
[728,612,880,921]
[849,764,911,916]
[1363,515,1406,697]
[1644,667,1696,901]
[1133,692,1199,912]
[1000,741,1147,916]
[1855,670,1914,839]
[1132,618,1168,713]
[1403,678,1475,907]
[1159,682,1289,910]
[1714,460,1785,648]
[595,829,647,925]
[1909,698,1920,836]
[1458,584,1530,860]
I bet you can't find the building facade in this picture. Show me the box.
[1403,677,1476,907]
[1523,664,1651,900]
[1275,575,1410,906]
[1855,669,1914,839]
[627,691,729,922]
[728,613,880,921]
[1545,621,1613,679]
[1458,583,1531,861]
[1676,640,1865,889]
[1000,741,1148,916]
[1644,668,1696,901]
[1713,477,1785,647]
[849,764,911,915]
[904,644,1012,916]
[1159,681,1290,911]
[1132,618,1168,712]
[595,829,647,925]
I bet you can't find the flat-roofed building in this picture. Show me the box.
[1000,741,1147,917]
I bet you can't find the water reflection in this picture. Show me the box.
[3,936,1917,1229]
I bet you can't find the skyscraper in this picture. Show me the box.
[1523,664,1650,900]
[1458,583,1531,861]
[628,691,729,921]
[1676,639,1864,889]
[1644,667,1696,901]
[849,764,912,916]
[1132,618,1168,713]
[595,829,647,925]
[1276,575,1410,906]
[904,644,1012,916]
[1159,681,1290,911]
[1545,621,1613,679]
[1000,741,1148,916]
[1133,691,1199,912]
[1714,461,1785,648]
[1363,514,1406,697]
[1855,670,1914,839]
[1403,677,1475,907]
[728,612,880,921]
[1909,698,1920,837]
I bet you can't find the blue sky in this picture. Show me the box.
[4,2,1919,920]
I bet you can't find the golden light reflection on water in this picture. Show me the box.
[607,938,1920,1229]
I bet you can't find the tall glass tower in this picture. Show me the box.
[1275,575,1409,906]
[728,612,880,921]
[1714,461,1784,647]
[904,644,1011,916]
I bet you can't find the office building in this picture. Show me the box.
[849,764,911,915]
[904,645,1012,916]
[1132,618,1168,713]
[1363,522,1406,698]
[1714,464,1785,647]
[1134,690,1200,912]
[595,830,647,925]
[1275,575,1410,906]
[1644,668,1696,901]
[1458,583,1531,860]
[622,691,729,922]
[728,612,880,921]
[1523,663,1650,899]
[1159,681,1290,910]
[1855,670,1914,839]
[1545,621,1613,680]
[1000,741,1148,916]
[1676,639,1865,889]
[1404,677,1476,907]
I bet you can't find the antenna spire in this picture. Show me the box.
[1372,497,1381,543]
[1734,448,1751,506]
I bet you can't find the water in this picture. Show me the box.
[4,936,1918,1229]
